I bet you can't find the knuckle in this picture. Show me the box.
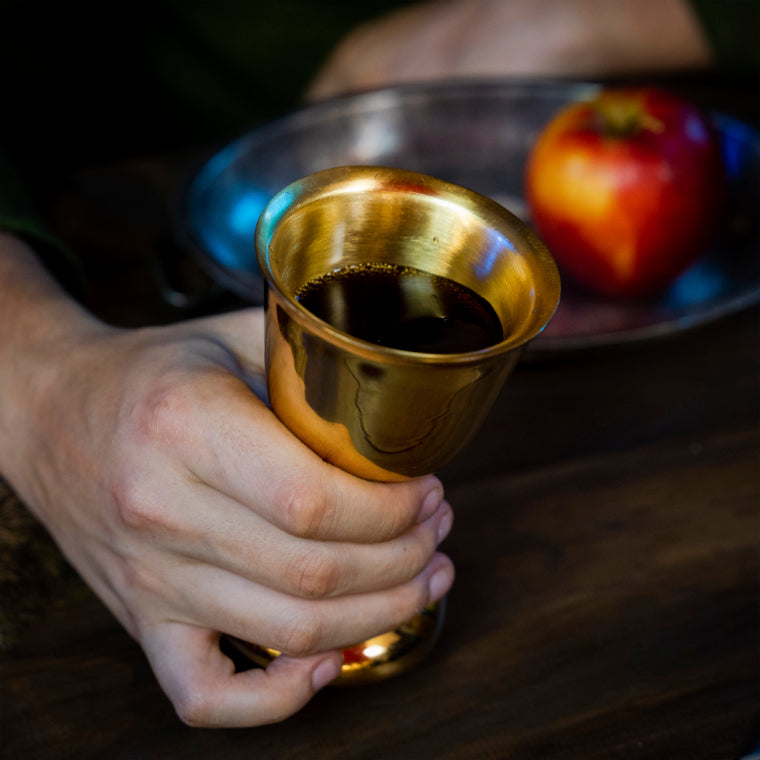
[109,477,168,534]
[173,686,216,728]
[134,374,195,448]
[286,551,343,599]
[278,480,334,538]
[273,618,324,657]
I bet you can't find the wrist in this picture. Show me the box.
[0,233,110,492]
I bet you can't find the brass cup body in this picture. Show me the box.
[256,166,560,481]
[248,166,560,683]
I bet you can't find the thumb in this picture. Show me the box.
[141,622,342,727]
[186,307,268,399]
[193,307,266,361]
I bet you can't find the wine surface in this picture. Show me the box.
[295,263,503,353]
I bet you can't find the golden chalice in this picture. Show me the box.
[236,166,560,684]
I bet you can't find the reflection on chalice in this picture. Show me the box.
[234,166,560,684]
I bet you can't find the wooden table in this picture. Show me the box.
[2,86,759,760]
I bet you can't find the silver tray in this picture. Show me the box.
[178,80,760,353]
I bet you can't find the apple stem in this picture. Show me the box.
[596,101,664,139]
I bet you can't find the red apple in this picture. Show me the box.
[525,88,725,299]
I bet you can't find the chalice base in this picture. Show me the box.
[228,599,445,686]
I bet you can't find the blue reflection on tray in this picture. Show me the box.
[177,81,760,351]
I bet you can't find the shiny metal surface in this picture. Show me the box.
[248,166,558,683]
[179,80,760,352]
[231,600,445,686]
[256,166,560,480]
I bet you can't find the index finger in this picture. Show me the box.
[141,622,342,727]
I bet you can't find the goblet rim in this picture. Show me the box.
[255,165,561,365]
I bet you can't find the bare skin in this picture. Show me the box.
[0,233,454,726]
[0,0,715,728]
[308,0,713,100]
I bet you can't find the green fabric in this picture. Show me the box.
[689,0,760,74]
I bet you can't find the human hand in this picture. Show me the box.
[307,0,711,100]
[0,243,454,727]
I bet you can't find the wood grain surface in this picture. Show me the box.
[1,78,758,760]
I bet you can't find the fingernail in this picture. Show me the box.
[428,565,454,603]
[312,657,341,691]
[437,506,453,544]
[419,480,444,522]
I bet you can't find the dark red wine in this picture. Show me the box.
[295,263,503,353]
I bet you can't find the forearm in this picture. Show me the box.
[308,0,715,100]
[0,233,107,487]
